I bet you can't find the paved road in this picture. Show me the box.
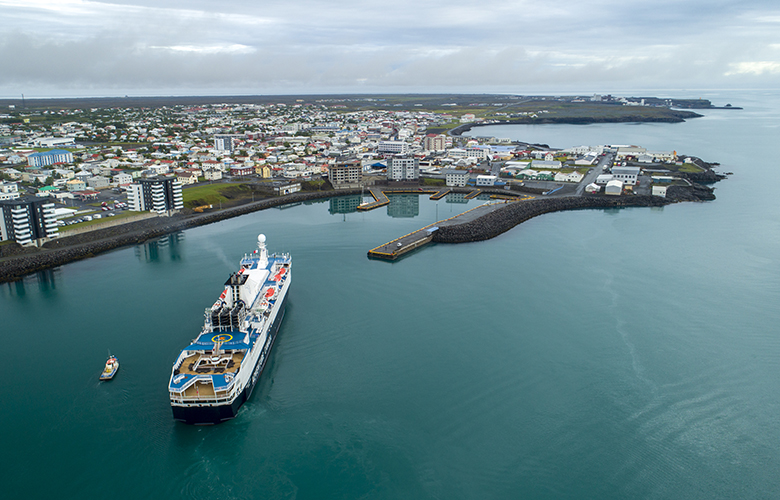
[575,152,614,196]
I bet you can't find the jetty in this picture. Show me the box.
[367,199,523,260]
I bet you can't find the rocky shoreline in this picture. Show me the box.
[0,183,716,283]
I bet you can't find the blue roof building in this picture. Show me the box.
[27,149,73,168]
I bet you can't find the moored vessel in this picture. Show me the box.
[168,234,291,424]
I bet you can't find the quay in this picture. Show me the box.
[367,199,526,260]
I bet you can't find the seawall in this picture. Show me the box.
[432,195,669,243]
[0,189,362,283]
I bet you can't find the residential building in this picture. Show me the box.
[203,168,223,181]
[387,155,419,181]
[86,176,110,189]
[65,179,87,191]
[476,175,497,186]
[27,149,73,167]
[126,177,183,214]
[377,141,409,155]
[0,196,58,246]
[423,134,446,152]
[444,169,468,187]
[113,172,133,185]
[0,182,20,201]
[328,159,362,189]
[177,172,199,185]
[229,165,253,176]
[214,135,234,151]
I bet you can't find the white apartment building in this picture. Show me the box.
[377,141,409,155]
[444,169,468,187]
[127,177,183,214]
[387,156,419,181]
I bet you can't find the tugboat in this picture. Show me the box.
[168,233,292,424]
[100,354,119,380]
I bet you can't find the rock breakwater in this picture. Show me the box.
[433,196,669,243]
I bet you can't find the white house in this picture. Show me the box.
[476,175,497,186]
[203,168,223,181]
[444,169,468,187]
[554,171,584,183]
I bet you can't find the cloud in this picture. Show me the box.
[726,61,780,75]
[2,0,780,95]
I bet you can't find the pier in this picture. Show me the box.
[358,187,453,211]
[367,199,526,260]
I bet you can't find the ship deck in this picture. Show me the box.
[183,381,216,398]
[177,351,246,375]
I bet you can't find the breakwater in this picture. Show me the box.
[432,195,669,243]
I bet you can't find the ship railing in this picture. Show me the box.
[171,387,240,405]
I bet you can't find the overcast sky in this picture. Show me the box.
[1,0,779,97]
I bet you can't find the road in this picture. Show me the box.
[575,152,614,196]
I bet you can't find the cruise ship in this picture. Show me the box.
[168,234,291,424]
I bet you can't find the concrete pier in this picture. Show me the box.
[367,200,518,260]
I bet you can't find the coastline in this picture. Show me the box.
[0,184,714,283]
[448,112,703,136]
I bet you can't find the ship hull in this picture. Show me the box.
[171,293,287,425]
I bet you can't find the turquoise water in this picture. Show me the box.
[2,91,780,499]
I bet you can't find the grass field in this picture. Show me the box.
[677,163,704,173]
[181,182,255,208]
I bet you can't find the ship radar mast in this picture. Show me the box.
[256,233,268,267]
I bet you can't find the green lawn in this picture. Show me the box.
[678,163,704,173]
[181,182,247,208]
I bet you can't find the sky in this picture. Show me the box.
[1,0,780,97]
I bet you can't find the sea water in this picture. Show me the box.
[1,91,779,499]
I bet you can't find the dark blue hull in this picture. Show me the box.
[171,294,287,425]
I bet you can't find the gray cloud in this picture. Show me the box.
[1,0,779,96]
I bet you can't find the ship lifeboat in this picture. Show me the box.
[264,287,277,299]
[272,268,287,282]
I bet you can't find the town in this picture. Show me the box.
[0,96,720,248]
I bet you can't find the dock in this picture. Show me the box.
[368,199,527,260]
[358,187,453,211]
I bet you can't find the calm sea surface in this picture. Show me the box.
[2,91,780,499]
